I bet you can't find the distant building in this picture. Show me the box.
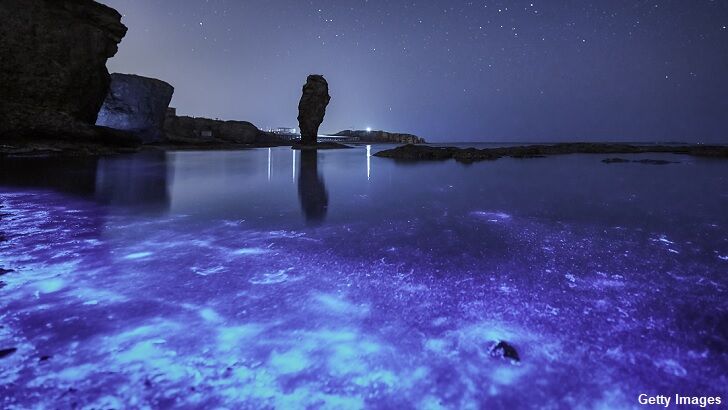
[270,127,297,135]
[268,127,299,141]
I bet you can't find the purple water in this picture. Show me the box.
[1,146,727,409]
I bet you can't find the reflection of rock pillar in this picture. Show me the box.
[297,75,330,145]
[297,150,328,224]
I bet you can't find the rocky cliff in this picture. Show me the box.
[96,74,174,143]
[297,75,330,145]
[0,0,128,140]
[334,130,425,144]
[164,110,282,146]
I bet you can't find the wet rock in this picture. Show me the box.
[490,341,520,362]
[96,74,174,143]
[39,355,51,362]
[0,268,12,276]
[375,143,728,163]
[0,0,127,139]
[603,157,679,165]
[602,158,631,163]
[297,75,331,145]
[0,347,17,359]
[635,159,679,165]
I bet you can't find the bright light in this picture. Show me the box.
[366,127,372,132]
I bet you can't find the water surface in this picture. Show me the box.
[1,146,727,409]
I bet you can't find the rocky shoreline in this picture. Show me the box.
[374,143,728,163]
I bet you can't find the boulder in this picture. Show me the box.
[489,341,520,363]
[297,75,331,145]
[96,74,174,143]
[0,0,127,139]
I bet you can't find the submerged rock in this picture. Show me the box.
[0,0,128,140]
[0,347,17,359]
[96,74,174,143]
[489,341,520,362]
[297,75,331,145]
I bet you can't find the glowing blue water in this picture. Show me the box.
[1,147,727,409]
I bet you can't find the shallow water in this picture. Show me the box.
[1,146,727,409]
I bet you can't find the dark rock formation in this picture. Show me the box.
[0,0,128,140]
[96,74,174,143]
[489,341,520,362]
[298,150,328,224]
[601,158,631,164]
[333,130,426,144]
[0,268,12,276]
[375,143,728,163]
[297,75,331,145]
[164,109,282,146]
[602,157,679,165]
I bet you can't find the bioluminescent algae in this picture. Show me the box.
[1,148,727,409]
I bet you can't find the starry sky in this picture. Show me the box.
[100,0,728,142]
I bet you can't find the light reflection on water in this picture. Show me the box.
[0,146,727,408]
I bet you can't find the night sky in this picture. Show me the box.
[100,0,728,142]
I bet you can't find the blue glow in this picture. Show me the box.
[1,148,727,408]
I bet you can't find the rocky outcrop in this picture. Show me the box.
[0,0,128,140]
[333,130,425,144]
[164,110,282,145]
[297,75,330,145]
[489,341,520,363]
[96,74,174,143]
[375,143,728,163]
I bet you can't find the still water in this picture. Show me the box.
[1,146,727,409]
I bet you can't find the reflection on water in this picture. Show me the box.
[0,152,171,212]
[1,147,728,408]
[95,153,171,212]
[297,150,328,224]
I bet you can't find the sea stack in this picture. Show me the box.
[96,74,174,143]
[0,0,127,139]
[297,75,331,145]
